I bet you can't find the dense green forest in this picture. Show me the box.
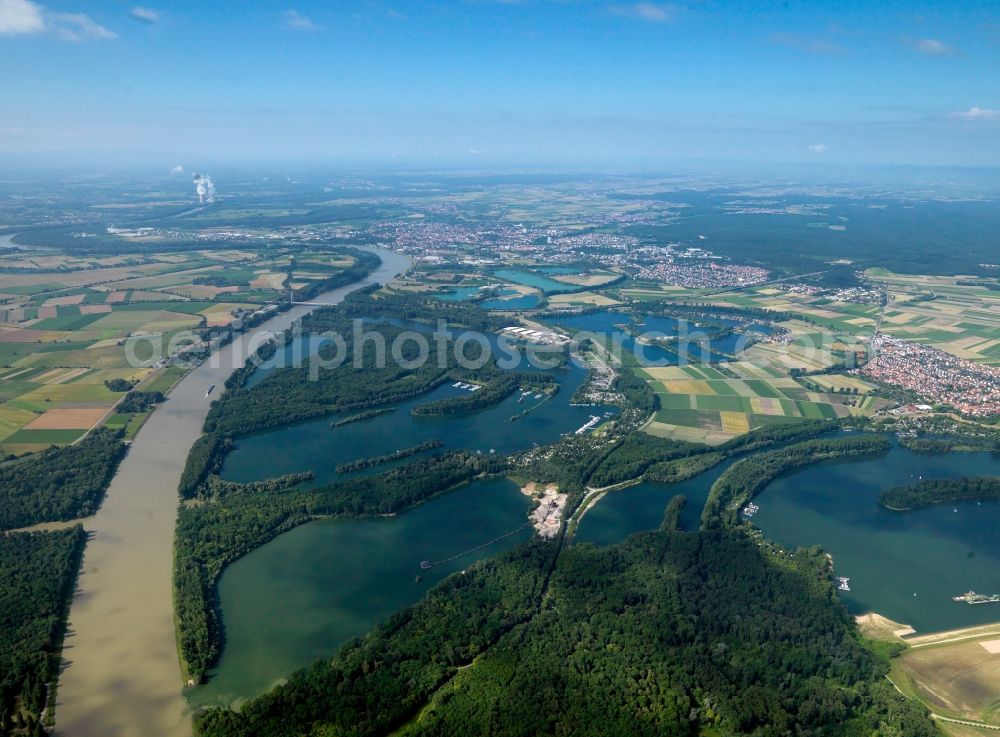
[643,452,725,484]
[0,527,86,736]
[313,287,509,334]
[879,475,1000,511]
[193,527,937,737]
[293,249,382,302]
[0,429,127,530]
[717,418,837,453]
[660,494,686,531]
[117,390,164,414]
[898,435,1000,453]
[412,372,558,417]
[178,433,232,500]
[204,322,457,437]
[175,452,504,680]
[587,433,706,488]
[701,435,892,529]
[411,375,520,416]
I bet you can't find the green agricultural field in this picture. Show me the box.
[4,428,87,444]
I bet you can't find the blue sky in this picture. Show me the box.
[1,0,998,166]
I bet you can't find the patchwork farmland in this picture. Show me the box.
[643,361,881,444]
[0,246,358,454]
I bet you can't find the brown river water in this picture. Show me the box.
[54,248,411,737]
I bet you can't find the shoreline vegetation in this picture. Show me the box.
[175,451,505,681]
[879,475,1000,511]
[701,434,893,529]
[335,440,445,474]
[0,526,87,735]
[0,429,127,530]
[331,408,395,427]
[167,276,982,736]
[193,523,939,737]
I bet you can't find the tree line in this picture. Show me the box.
[193,526,938,737]
[335,440,444,474]
[880,475,1000,511]
[0,428,127,530]
[702,435,892,529]
[174,452,505,681]
[0,527,86,736]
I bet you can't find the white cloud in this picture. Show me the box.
[609,2,673,23]
[129,6,160,23]
[808,143,828,153]
[170,164,184,174]
[0,0,115,40]
[771,32,844,55]
[48,12,116,40]
[950,107,999,120]
[283,9,317,31]
[0,0,45,35]
[909,38,954,56]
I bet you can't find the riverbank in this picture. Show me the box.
[53,248,411,737]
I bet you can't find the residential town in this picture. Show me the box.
[856,334,1000,417]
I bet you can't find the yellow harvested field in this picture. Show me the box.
[42,293,86,307]
[729,381,762,397]
[720,411,750,434]
[36,367,90,385]
[164,284,239,299]
[727,361,773,380]
[250,271,288,290]
[198,305,238,327]
[0,406,37,438]
[25,407,108,430]
[644,421,736,446]
[750,397,784,415]
[642,366,694,381]
[0,261,171,290]
[660,379,714,395]
[79,304,113,315]
[85,368,151,383]
[807,374,875,393]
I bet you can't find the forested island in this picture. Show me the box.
[879,475,1000,511]
[335,440,445,473]
[331,408,394,427]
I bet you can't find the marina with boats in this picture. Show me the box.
[953,591,1000,605]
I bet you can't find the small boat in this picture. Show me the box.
[205,384,215,397]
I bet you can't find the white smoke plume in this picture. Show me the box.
[191,172,216,204]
